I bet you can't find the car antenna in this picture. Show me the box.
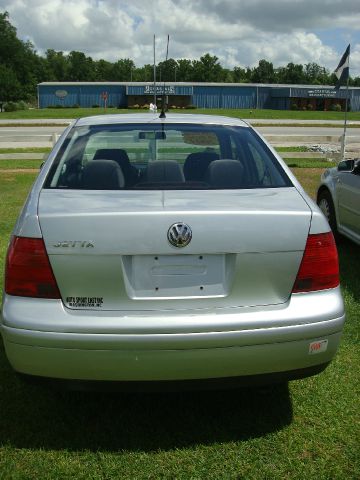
[159,34,170,119]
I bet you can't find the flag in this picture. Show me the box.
[334,44,350,89]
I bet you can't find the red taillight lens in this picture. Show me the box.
[5,236,60,298]
[292,232,339,293]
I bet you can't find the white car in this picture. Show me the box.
[1,113,345,389]
[317,159,360,245]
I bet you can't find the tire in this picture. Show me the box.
[317,189,339,238]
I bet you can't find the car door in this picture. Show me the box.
[336,163,360,237]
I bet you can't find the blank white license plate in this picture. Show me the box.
[126,254,232,299]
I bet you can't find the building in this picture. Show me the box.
[37,82,360,111]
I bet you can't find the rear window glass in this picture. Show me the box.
[44,123,292,190]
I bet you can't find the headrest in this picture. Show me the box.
[82,160,125,189]
[205,160,244,188]
[146,161,185,183]
[93,148,130,165]
[184,151,219,181]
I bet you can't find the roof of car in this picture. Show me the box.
[75,113,249,128]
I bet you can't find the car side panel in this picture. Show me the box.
[336,171,360,237]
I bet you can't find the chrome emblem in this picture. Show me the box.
[167,223,192,248]
[53,241,94,248]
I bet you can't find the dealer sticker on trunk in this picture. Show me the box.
[66,297,103,308]
[309,340,328,355]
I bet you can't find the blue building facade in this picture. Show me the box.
[37,82,360,111]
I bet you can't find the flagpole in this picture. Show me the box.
[153,34,156,109]
[336,45,351,161]
[340,76,350,160]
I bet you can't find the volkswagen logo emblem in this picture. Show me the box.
[167,222,192,248]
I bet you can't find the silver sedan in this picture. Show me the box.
[317,159,360,245]
[1,113,345,388]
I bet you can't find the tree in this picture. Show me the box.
[232,66,249,83]
[45,49,69,81]
[0,12,23,69]
[304,62,330,85]
[67,51,96,81]
[95,59,113,81]
[0,64,21,100]
[175,59,193,82]
[157,58,178,82]
[251,59,275,83]
[192,53,224,82]
[0,11,41,100]
[277,62,305,84]
[111,59,135,81]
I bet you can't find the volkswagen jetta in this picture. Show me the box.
[1,113,345,388]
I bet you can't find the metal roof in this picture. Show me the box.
[38,81,360,90]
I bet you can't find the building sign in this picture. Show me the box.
[126,85,193,96]
[307,89,338,98]
[144,85,176,95]
[55,89,68,98]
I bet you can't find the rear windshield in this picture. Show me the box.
[44,123,292,190]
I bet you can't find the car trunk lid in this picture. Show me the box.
[38,187,311,311]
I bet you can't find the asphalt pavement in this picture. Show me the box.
[0,117,359,150]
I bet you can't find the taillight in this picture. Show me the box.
[292,232,339,293]
[5,236,60,298]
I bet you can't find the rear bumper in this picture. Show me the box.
[1,288,345,382]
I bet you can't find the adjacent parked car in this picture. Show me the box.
[317,158,360,245]
[1,114,345,388]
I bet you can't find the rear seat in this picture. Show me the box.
[93,148,139,186]
[145,161,185,183]
[82,160,125,190]
[205,160,245,188]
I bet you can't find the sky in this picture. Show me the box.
[1,0,360,77]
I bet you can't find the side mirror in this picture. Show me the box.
[353,159,360,175]
[337,159,355,172]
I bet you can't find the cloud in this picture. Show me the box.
[186,0,360,32]
[0,0,359,76]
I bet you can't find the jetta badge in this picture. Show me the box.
[167,222,192,248]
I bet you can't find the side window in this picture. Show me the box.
[245,136,287,187]
[248,143,271,186]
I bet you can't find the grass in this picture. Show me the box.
[0,160,43,170]
[0,147,51,154]
[0,158,335,172]
[0,170,359,479]
[286,159,337,169]
[289,167,325,199]
[1,107,360,121]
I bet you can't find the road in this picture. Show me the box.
[0,124,359,148]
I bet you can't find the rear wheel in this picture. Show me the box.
[318,190,338,237]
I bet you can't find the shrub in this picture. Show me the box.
[185,104,197,109]
[92,104,100,108]
[4,101,17,112]
[17,100,29,111]
[307,104,313,110]
[54,104,64,108]
[330,103,342,112]
[72,104,80,108]
[291,103,298,110]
